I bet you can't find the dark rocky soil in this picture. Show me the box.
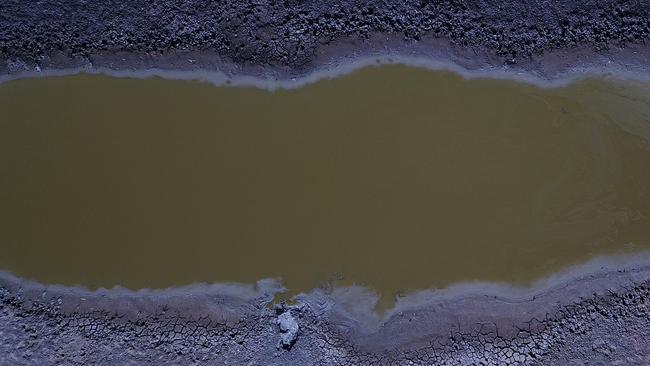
[1,262,650,365]
[1,0,649,76]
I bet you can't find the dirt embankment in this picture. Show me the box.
[1,0,649,77]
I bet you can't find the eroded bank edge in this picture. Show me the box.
[1,40,650,91]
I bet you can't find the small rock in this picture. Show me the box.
[277,311,299,350]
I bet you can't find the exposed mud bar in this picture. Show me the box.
[2,253,650,365]
[1,0,650,83]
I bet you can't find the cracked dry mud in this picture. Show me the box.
[2,261,650,365]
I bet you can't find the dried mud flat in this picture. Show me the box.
[2,256,650,365]
[2,0,650,365]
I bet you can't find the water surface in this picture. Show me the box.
[0,66,649,300]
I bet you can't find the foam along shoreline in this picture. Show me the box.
[2,48,650,92]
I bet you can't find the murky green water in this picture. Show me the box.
[0,66,649,300]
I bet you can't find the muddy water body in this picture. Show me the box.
[0,66,649,302]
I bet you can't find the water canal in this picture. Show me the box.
[0,65,649,301]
